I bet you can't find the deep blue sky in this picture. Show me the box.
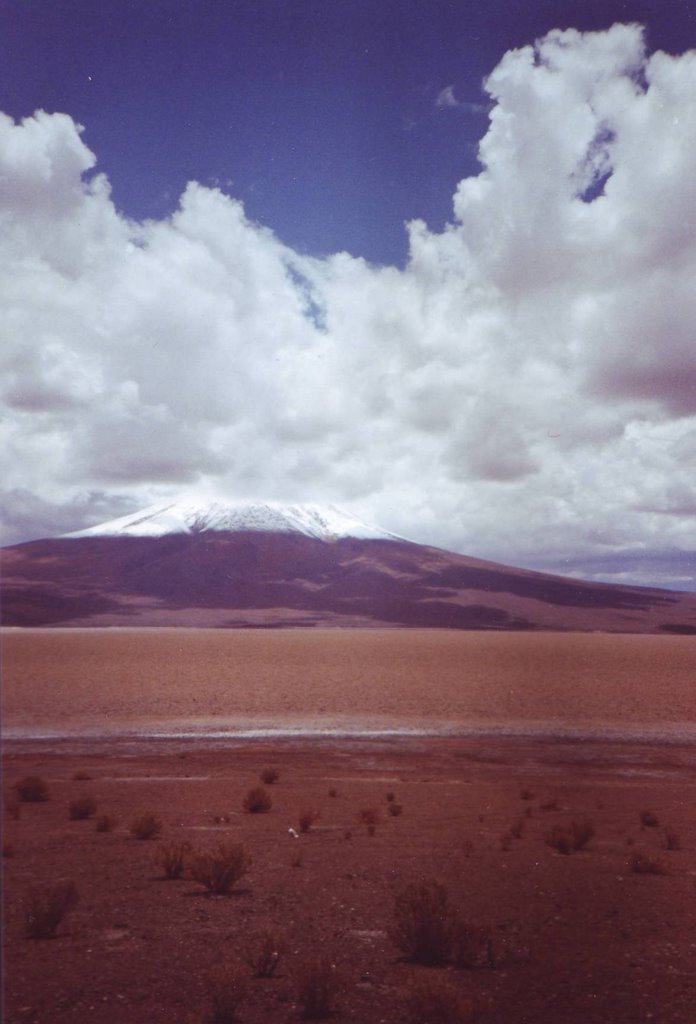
[1,0,695,265]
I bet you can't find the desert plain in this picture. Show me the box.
[4,627,696,1023]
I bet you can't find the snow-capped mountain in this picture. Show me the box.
[65,496,404,542]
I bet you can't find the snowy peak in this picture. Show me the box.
[65,497,404,542]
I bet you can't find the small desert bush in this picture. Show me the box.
[190,843,252,894]
[328,787,338,798]
[245,928,286,977]
[391,880,454,965]
[630,851,670,875]
[69,796,97,820]
[510,818,524,839]
[155,840,191,879]
[207,962,248,1023]
[24,881,78,939]
[405,975,479,1024]
[545,820,595,855]
[450,920,496,969]
[95,814,116,833]
[242,786,272,813]
[386,792,396,802]
[260,767,279,785]
[388,802,403,817]
[640,810,659,828]
[298,806,320,833]
[130,813,162,840]
[296,955,340,1020]
[72,770,93,781]
[356,807,381,827]
[520,788,534,801]
[664,830,681,851]
[14,776,49,803]
[500,832,514,852]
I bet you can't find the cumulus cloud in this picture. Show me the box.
[1,24,696,587]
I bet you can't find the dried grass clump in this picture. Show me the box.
[130,813,162,840]
[405,975,479,1024]
[545,820,595,855]
[245,927,286,977]
[207,962,248,1023]
[95,814,117,833]
[298,806,320,833]
[190,843,252,894]
[155,840,191,879]
[296,955,340,1020]
[640,810,659,828]
[24,881,78,939]
[243,786,272,814]
[356,807,381,827]
[69,797,97,820]
[450,920,496,969]
[260,767,280,785]
[630,851,670,875]
[388,802,403,817]
[14,776,49,803]
[390,880,454,965]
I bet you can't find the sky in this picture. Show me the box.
[1,0,696,589]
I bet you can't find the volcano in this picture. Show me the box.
[2,496,696,632]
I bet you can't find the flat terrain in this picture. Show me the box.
[4,629,696,1023]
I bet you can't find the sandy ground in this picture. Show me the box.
[4,629,696,1022]
[4,735,696,1024]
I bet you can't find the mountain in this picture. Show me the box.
[3,497,696,632]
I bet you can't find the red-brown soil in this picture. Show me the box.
[4,736,696,1024]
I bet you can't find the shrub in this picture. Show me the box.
[207,962,248,1023]
[298,806,320,833]
[328,788,338,798]
[520,788,534,801]
[24,881,78,939]
[545,820,595,855]
[242,786,272,814]
[245,928,286,977]
[388,802,403,817]
[72,770,93,781]
[630,851,669,875]
[296,956,340,1020]
[664,830,681,851]
[356,807,381,827]
[640,810,659,828]
[95,814,117,833]
[450,920,496,969]
[260,767,279,785]
[14,776,49,803]
[130,813,162,840]
[405,975,479,1024]
[390,880,454,965]
[510,818,524,840]
[69,797,97,820]
[386,792,396,802]
[155,840,191,879]
[500,832,514,852]
[189,843,252,894]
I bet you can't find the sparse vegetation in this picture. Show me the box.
[207,962,248,1023]
[130,813,162,840]
[450,920,496,969]
[388,802,403,817]
[630,851,670,875]
[242,786,272,813]
[545,820,595,854]
[386,792,396,802]
[95,814,116,833]
[299,806,320,833]
[390,880,454,965]
[664,830,681,850]
[3,843,14,858]
[23,881,78,939]
[69,796,97,820]
[356,807,381,827]
[155,840,191,879]
[14,776,49,803]
[72,770,93,781]
[405,975,479,1024]
[640,810,659,828]
[328,787,338,798]
[510,818,524,839]
[260,767,279,785]
[540,798,559,811]
[296,955,340,1020]
[5,798,21,821]
[245,928,286,977]
[189,843,252,894]
[520,788,534,801]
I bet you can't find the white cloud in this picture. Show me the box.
[1,24,696,588]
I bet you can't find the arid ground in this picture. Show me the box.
[4,629,696,1023]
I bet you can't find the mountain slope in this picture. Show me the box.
[3,499,696,632]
